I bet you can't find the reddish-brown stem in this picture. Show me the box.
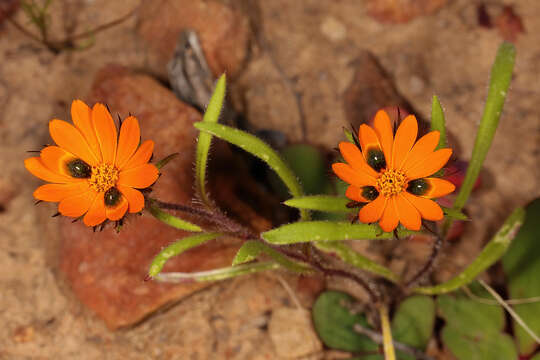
[404,225,443,289]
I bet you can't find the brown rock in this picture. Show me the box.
[137,0,250,78]
[268,307,323,358]
[365,0,447,24]
[58,65,248,329]
[344,51,426,130]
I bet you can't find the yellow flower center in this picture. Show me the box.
[376,169,407,197]
[88,163,119,193]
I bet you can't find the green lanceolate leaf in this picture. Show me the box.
[430,95,447,150]
[442,206,469,221]
[284,196,354,213]
[262,221,414,244]
[312,291,379,352]
[155,153,179,170]
[437,291,518,360]
[147,202,202,232]
[415,207,525,295]
[314,242,398,282]
[156,262,279,282]
[148,232,221,277]
[194,121,308,219]
[502,198,540,355]
[195,74,226,206]
[232,240,312,273]
[453,43,515,212]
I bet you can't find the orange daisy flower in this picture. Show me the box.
[332,109,455,232]
[25,100,159,227]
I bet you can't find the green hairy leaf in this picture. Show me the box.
[195,74,226,206]
[314,242,398,282]
[147,202,202,233]
[194,121,308,219]
[284,196,354,213]
[148,233,221,277]
[232,240,312,273]
[263,221,415,244]
[430,95,447,150]
[415,207,525,295]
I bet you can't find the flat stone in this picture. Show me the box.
[57,65,263,329]
[137,0,250,78]
[268,307,323,358]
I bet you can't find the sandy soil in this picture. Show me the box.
[1,0,539,359]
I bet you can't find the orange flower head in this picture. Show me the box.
[25,100,159,227]
[332,109,455,232]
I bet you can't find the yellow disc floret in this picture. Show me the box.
[88,163,119,193]
[376,169,407,198]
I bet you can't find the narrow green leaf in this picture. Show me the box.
[156,261,279,282]
[343,128,355,143]
[442,206,469,221]
[232,240,312,273]
[155,152,179,170]
[430,95,447,150]
[502,198,540,355]
[195,74,226,206]
[262,221,415,244]
[194,122,308,219]
[147,202,202,232]
[314,242,398,282]
[284,196,354,213]
[148,233,220,277]
[415,207,525,295]
[453,43,515,212]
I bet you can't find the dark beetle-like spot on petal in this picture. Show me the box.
[407,178,430,196]
[362,186,379,201]
[66,159,91,178]
[104,187,122,207]
[366,148,386,172]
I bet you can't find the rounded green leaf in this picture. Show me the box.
[391,296,435,355]
[312,291,378,352]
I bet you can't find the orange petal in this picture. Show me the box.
[373,110,393,167]
[423,178,456,198]
[71,100,102,162]
[83,192,107,226]
[401,131,440,171]
[106,194,129,221]
[332,163,377,187]
[117,185,145,213]
[391,115,418,169]
[378,197,399,232]
[402,192,443,221]
[34,182,90,202]
[49,120,99,166]
[58,189,96,218]
[116,116,141,169]
[405,149,452,180]
[25,157,72,183]
[123,140,154,170]
[358,124,382,158]
[117,164,159,189]
[40,146,76,176]
[345,185,373,203]
[359,194,387,224]
[395,194,421,231]
[92,103,117,165]
[339,142,379,178]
